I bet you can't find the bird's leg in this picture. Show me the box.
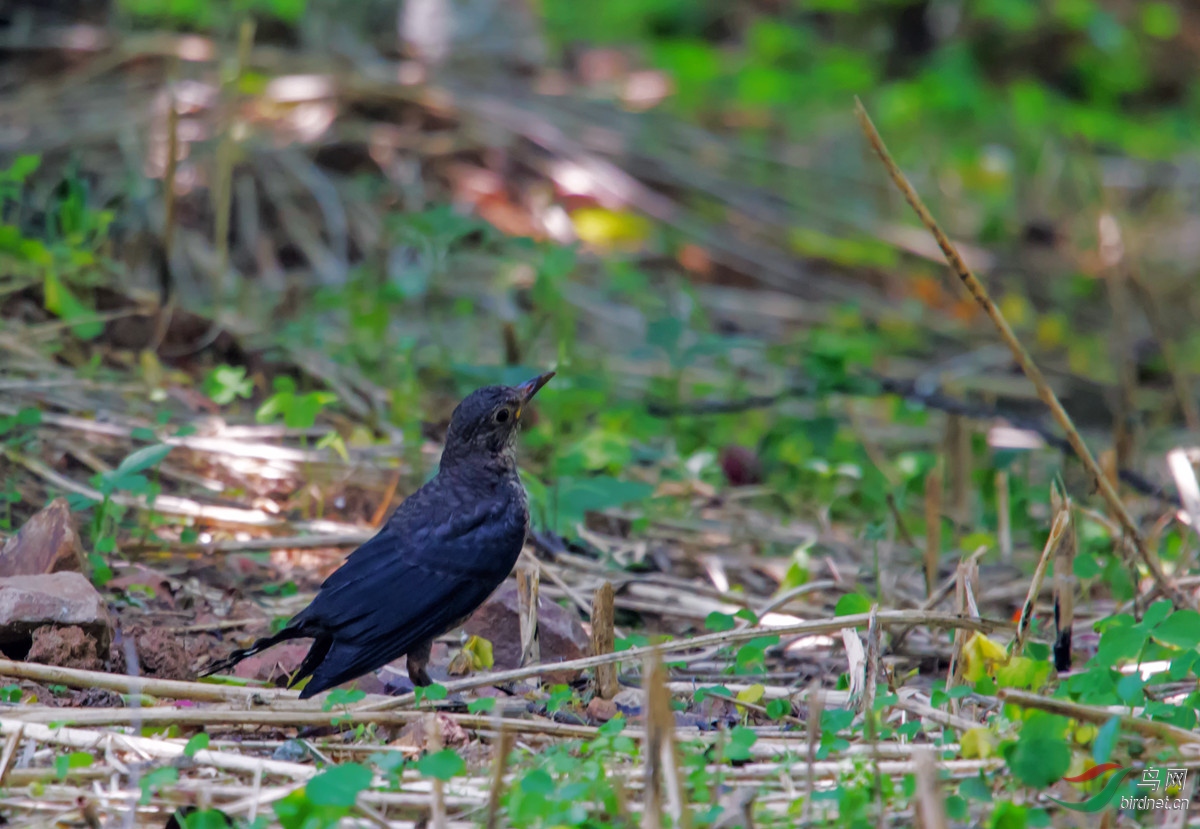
[406,638,433,687]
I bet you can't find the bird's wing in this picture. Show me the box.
[300,568,500,695]
[292,493,527,694]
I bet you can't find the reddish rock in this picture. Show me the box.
[463,581,590,684]
[27,625,105,671]
[228,641,310,686]
[0,572,112,652]
[586,696,618,723]
[0,499,87,577]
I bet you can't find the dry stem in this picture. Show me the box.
[854,98,1193,612]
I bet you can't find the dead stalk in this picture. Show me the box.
[591,581,619,700]
[485,726,514,829]
[999,688,1200,746]
[912,750,949,829]
[1013,505,1072,658]
[996,470,1012,564]
[854,98,1193,613]
[1051,484,1078,672]
[924,459,943,598]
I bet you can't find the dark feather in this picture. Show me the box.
[201,377,550,698]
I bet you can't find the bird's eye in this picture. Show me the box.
[494,408,511,424]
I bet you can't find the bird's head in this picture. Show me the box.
[440,372,555,468]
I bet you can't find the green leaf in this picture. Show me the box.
[255,391,292,425]
[1169,650,1199,680]
[323,688,366,710]
[537,476,654,536]
[704,611,736,632]
[306,762,372,807]
[834,593,872,616]
[1093,716,1120,763]
[959,772,992,802]
[1141,1,1181,38]
[184,732,209,757]
[203,365,254,406]
[371,750,408,774]
[180,809,232,829]
[416,749,465,781]
[1140,599,1173,630]
[722,725,759,761]
[1094,624,1148,668]
[55,751,93,778]
[415,683,448,704]
[730,725,757,746]
[520,768,556,795]
[1005,713,1070,788]
[140,766,179,803]
[735,643,766,673]
[765,698,791,720]
[43,272,102,340]
[1073,553,1101,579]
[990,801,1029,829]
[1152,609,1200,649]
[1115,672,1144,705]
[274,788,349,829]
[467,697,496,714]
[113,444,174,478]
[5,154,41,182]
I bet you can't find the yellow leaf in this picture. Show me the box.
[960,727,997,759]
[571,208,652,251]
[1000,293,1031,328]
[1073,721,1098,745]
[961,632,1008,683]
[463,635,494,670]
[1036,313,1067,350]
[140,350,165,389]
[736,684,765,706]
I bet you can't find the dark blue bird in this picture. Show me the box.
[203,372,554,698]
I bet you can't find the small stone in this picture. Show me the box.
[0,572,112,654]
[463,581,590,684]
[27,625,104,671]
[392,714,469,752]
[586,696,618,722]
[130,626,193,680]
[0,498,87,577]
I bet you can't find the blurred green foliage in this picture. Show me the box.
[118,0,306,28]
[543,0,1196,235]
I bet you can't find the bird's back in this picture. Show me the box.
[289,461,529,695]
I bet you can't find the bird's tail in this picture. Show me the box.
[200,627,307,678]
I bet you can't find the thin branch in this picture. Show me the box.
[853,97,1193,612]
[357,610,1011,711]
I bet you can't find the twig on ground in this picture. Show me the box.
[356,610,1012,711]
[998,688,1200,747]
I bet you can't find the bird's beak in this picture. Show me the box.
[517,371,555,403]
